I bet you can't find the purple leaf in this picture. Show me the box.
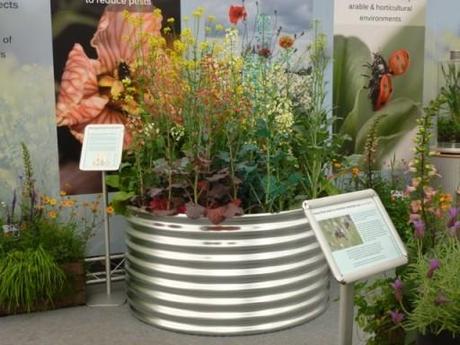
[185,202,205,219]
[223,203,243,219]
[206,207,226,225]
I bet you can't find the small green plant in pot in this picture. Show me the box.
[0,144,98,314]
[405,239,460,344]
[349,102,460,345]
[436,61,460,148]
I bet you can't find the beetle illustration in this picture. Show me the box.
[364,49,410,111]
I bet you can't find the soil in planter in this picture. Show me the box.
[0,261,86,316]
[416,330,460,345]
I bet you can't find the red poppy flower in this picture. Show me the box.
[229,5,247,25]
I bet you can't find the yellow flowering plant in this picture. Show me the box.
[107,4,347,224]
[0,144,99,264]
[0,144,100,312]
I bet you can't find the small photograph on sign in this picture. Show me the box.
[319,215,363,251]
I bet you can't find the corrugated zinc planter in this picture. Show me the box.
[125,207,329,335]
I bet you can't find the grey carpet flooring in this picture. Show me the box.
[0,280,367,345]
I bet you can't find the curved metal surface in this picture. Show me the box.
[125,208,329,335]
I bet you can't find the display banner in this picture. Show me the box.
[51,0,180,195]
[0,0,59,202]
[333,0,426,164]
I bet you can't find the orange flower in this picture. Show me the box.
[279,35,295,49]
[47,210,57,219]
[439,193,452,211]
[106,206,114,215]
[351,167,361,177]
[61,199,76,208]
[228,5,247,25]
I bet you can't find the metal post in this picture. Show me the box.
[86,171,126,307]
[102,171,112,296]
[338,283,354,345]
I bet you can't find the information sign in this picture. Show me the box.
[79,124,124,171]
[303,189,408,284]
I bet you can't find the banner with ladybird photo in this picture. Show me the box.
[333,0,426,165]
[51,1,180,195]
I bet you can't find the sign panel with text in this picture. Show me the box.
[79,124,124,171]
[303,189,407,284]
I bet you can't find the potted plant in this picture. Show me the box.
[0,144,97,315]
[405,239,460,345]
[55,4,348,335]
[436,52,460,151]
[350,102,460,345]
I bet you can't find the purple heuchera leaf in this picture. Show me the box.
[427,259,441,278]
[185,202,205,220]
[390,310,405,324]
[223,203,243,219]
[412,219,425,240]
[390,277,404,302]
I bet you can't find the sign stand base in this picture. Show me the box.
[338,283,354,345]
[86,171,126,307]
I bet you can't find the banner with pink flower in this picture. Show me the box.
[51,1,180,195]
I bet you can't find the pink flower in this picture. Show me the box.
[390,277,404,302]
[427,259,440,278]
[423,186,436,201]
[411,219,425,239]
[410,200,422,213]
[56,6,162,146]
[390,310,405,324]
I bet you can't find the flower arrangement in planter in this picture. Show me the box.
[56,3,349,335]
[0,144,98,315]
[349,102,460,345]
[98,4,347,222]
[436,59,460,150]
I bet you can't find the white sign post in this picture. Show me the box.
[303,189,408,345]
[80,124,125,307]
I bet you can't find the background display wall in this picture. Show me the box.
[0,0,458,256]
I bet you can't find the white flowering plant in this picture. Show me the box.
[107,5,347,224]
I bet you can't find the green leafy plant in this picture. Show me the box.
[352,103,460,344]
[437,62,460,144]
[0,246,65,312]
[405,240,460,336]
[0,144,98,312]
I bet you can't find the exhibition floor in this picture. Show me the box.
[0,280,366,345]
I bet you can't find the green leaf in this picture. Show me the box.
[333,35,371,130]
[354,97,421,161]
[105,175,120,188]
[112,191,135,202]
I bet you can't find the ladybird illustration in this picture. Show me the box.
[364,49,410,111]
[388,49,410,76]
[374,74,393,111]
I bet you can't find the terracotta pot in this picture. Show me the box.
[125,207,329,335]
[416,331,460,345]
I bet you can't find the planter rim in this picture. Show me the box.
[127,205,308,221]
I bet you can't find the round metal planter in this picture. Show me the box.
[125,208,329,335]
